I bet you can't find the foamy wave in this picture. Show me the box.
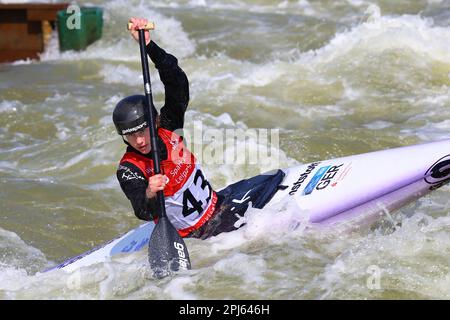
[186,54,297,106]
[146,0,321,16]
[163,276,198,299]
[99,64,141,85]
[363,120,394,130]
[0,250,154,299]
[301,5,450,67]
[183,110,299,187]
[0,161,18,172]
[241,198,311,241]
[0,228,47,273]
[317,212,450,299]
[401,86,450,140]
[234,63,285,88]
[405,122,450,141]
[212,252,267,284]
[203,197,311,255]
[0,100,24,113]
[98,63,165,94]
[414,87,450,108]
[0,265,30,298]
[40,1,195,62]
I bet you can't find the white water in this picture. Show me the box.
[1,0,449,299]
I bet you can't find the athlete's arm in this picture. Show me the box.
[146,41,189,132]
[128,17,189,131]
[146,173,168,198]
[117,162,161,221]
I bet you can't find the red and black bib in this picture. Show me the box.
[120,128,218,237]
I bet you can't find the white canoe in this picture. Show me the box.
[45,139,450,272]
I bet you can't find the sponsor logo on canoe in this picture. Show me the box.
[289,162,320,195]
[330,162,352,187]
[425,155,450,190]
[302,164,344,195]
[120,238,149,253]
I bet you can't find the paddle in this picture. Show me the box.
[129,21,191,278]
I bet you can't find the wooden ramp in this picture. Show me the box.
[0,3,69,63]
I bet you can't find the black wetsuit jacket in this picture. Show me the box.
[116,41,189,221]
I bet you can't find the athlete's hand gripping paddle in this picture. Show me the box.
[128,21,191,278]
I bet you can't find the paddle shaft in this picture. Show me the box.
[134,25,191,276]
[137,29,167,219]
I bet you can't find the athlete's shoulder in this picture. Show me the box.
[119,148,155,179]
[117,160,146,183]
[116,161,145,180]
[117,148,148,180]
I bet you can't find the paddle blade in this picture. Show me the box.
[148,217,191,279]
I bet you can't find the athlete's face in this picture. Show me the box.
[124,127,151,154]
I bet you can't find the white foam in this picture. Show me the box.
[180,109,299,187]
[0,100,22,113]
[300,4,450,67]
[363,120,394,130]
[234,64,285,88]
[297,104,354,119]
[0,265,29,295]
[163,276,197,299]
[188,0,206,6]
[98,63,164,94]
[241,199,311,241]
[85,175,120,191]
[410,125,450,142]
[40,1,195,63]
[0,228,47,273]
[0,161,18,171]
[433,120,450,130]
[103,94,124,112]
[310,210,450,299]
[414,87,450,108]
[60,149,100,170]
[44,92,72,103]
[55,122,70,141]
[212,252,267,284]
[345,0,367,6]
[208,230,248,254]
[204,197,310,257]
[149,0,321,16]
[10,58,34,65]
[99,64,141,85]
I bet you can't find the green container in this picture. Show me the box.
[57,7,103,51]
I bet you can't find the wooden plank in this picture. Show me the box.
[0,3,69,62]
[0,21,43,50]
[0,4,69,10]
[0,50,39,63]
[0,3,69,22]
[27,9,62,22]
[0,8,26,23]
